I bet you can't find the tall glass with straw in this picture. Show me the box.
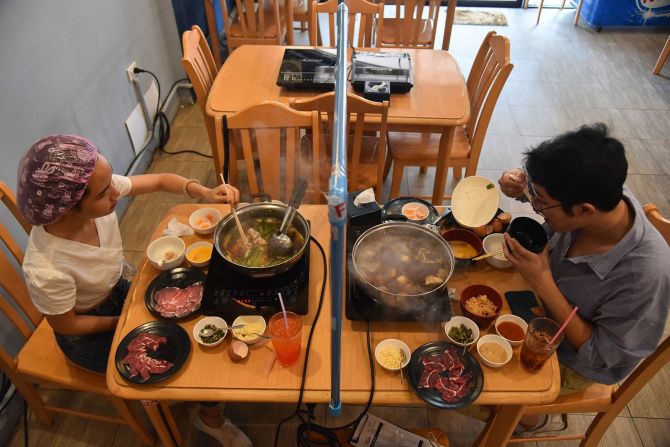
[268,293,302,367]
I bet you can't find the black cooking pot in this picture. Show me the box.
[213,202,310,278]
[351,222,455,310]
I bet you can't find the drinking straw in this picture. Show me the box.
[219,173,248,245]
[548,306,579,348]
[277,292,289,331]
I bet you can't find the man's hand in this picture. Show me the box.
[498,169,527,199]
[502,232,552,290]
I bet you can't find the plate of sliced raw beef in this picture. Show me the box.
[407,341,483,409]
[115,321,191,384]
[145,267,206,319]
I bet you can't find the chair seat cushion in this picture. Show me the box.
[16,320,110,395]
[381,18,435,46]
[387,127,470,162]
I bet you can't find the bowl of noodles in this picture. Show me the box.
[459,284,502,328]
[213,202,309,278]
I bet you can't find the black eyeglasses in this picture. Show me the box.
[527,182,562,215]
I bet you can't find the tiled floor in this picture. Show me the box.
[9,6,670,447]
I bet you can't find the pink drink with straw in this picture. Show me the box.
[268,312,302,367]
[520,317,564,371]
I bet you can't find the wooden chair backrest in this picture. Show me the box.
[0,181,31,235]
[310,0,384,48]
[221,0,283,47]
[215,101,322,203]
[289,92,389,201]
[204,0,223,69]
[462,31,514,176]
[643,203,670,245]
[382,0,441,48]
[181,25,222,182]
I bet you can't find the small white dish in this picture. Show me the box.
[494,314,528,347]
[444,316,480,347]
[188,208,222,235]
[451,176,500,229]
[186,241,213,268]
[193,316,228,347]
[231,315,267,344]
[375,339,411,371]
[476,334,513,368]
[401,202,429,221]
[146,236,185,271]
[483,233,513,269]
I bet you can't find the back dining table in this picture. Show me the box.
[106,204,560,447]
[205,44,470,205]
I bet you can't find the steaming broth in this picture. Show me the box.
[223,217,304,267]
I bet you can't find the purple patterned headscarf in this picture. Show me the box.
[17,135,98,225]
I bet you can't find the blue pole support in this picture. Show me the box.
[328,1,348,417]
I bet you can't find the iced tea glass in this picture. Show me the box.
[268,312,302,367]
[520,317,563,371]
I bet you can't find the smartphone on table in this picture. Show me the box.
[505,290,545,323]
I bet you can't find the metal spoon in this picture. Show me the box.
[200,324,245,337]
[269,178,308,257]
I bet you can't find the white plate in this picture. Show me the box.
[451,176,500,229]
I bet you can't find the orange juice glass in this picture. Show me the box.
[268,312,302,367]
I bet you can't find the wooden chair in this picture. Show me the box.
[214,101,323,203]
[310,0,384,48]
[525,0,584,26]
[0,186,153,446]
[1,180,30,235]
[379,0,441,49]
[384,31,513,201]
[653,35,670,75]
[643,203,670,244]
[292,0,311,33]
[181,25,239,187]
[289,92,389,201]
[218,0,290,52]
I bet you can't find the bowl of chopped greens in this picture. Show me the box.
[193,317,228,347]
[444,316,479,347]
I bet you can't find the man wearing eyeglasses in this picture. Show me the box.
[497,123,670,435]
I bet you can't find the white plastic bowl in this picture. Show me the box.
[444,316,480,347]
[146,236,185,271]
[231,315,267,344]
[375,339,411,371]
[188,208,222,235]
[193,316,228,347]
[494,314,528,347]
[483,233,513,269]
[186,241,213,268]
[476,334,513,368]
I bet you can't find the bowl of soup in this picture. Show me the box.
[494,314,528,346]
[476,334,512,368]
[506,217,548,254]
[442,229,483,265]
[213,202,310,278]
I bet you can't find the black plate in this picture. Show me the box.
[407,341,484,409]
[145,267,207,319]
[115,321,191,384]
[382,197,439,224]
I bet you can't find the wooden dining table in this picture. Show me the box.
[205,45,470,205]
[107,204,559,447]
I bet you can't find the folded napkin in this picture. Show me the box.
[162,217,194,237]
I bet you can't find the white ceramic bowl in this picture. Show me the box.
[193,316,228,347]
[483,233,513,269]
[476,334,513,368]
[231,315,267,345]
[375,339,411,371]
[186,241,213,268]
[146,236,185,271]
[188,208,222,235]
[494,314,528,347]
[444,316,480,347]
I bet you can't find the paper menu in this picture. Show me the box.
[350,413,440,447]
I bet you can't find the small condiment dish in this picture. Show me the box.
[231,315,267,344]
[476,334,513,368]
[444,316,480,347]
[146,236,185,271]
[494,314,528,347]
[186,241,213,268]
[482,233,513,269]
[193,316,228,347]
[189,208,222,235]
[375,339,411,371]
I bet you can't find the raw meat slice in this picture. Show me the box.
[122,332,173,381]
[154,282,203,318]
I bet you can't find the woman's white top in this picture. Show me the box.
[23,175,132,315]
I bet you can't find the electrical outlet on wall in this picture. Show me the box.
[126,61,137,82]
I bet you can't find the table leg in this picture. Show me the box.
[142,401,178,447]
[474,404,525,447]
[431,126,456,206]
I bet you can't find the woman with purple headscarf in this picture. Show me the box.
[18,135,253,447]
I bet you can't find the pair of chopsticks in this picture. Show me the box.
[219,173,248,245]
[472,249,504,262]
